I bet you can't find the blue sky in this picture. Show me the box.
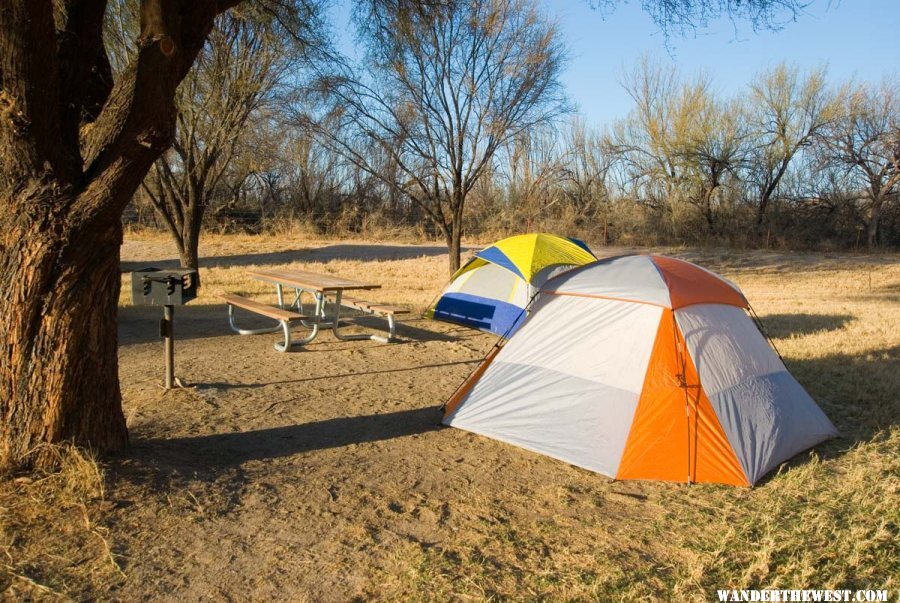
[556,0,899,126]
[329,0,899,128]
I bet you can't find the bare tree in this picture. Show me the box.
[0,0,330,471]
[612,58,755,233]
[141,11,298,277]
[746,64,839,228]
[590,0,807,36]
[560,120,614,223]
[680,94,749,229]
[820,79,900,248]
[612,59,702,216]
[500,127,565,226]
[317,0,569,272]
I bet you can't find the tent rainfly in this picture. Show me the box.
[443,254,838,486]
[426,233,596,337]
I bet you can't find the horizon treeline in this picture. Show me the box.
[129,5,899,254]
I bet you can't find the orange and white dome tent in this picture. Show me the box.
[443,254,838,486]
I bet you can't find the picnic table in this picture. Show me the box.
[220,268,408,351]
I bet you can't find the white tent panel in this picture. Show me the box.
[446,363,640,477]
[500,295,662,391]
[446,261,527,306]
[543,255,671,307]
[445,296,662,475]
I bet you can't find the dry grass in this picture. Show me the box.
[0,445,124,601]
[5,232,898,600]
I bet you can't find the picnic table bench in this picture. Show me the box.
[220,269,409,351]
[219,293,307,352]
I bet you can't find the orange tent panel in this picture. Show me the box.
[651,256,748,309]
[616,310,749,486]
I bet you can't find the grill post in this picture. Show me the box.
[132,267,196,390]
[163,304,175,390]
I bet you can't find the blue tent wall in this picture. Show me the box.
[432,292,526,336]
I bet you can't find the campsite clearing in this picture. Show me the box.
[2,231,898,601]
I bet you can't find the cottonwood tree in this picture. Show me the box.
[316,0,569,272]
[0,0,811,470]
[820,79,900,248]
[611,59,701,217]
[0,0,314,471]
[613,58,750,231]
[679,94,749,229]
[746,64,839,229]
[142,13,294,276]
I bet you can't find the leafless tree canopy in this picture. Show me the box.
[590,0,809,36]
[309,0,569,271]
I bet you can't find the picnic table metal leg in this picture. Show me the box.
[227,304,283,335]
[273,319,293,353]
[330,290,394,343]
[386,315,397,341]
[284,292,323,348]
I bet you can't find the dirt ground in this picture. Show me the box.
[7,232,897,602]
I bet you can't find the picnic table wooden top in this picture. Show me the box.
[247,268,381,292]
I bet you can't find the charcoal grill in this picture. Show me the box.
[130,267,198,389]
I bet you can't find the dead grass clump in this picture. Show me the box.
[666,430,900,598]
[0,445,124,601]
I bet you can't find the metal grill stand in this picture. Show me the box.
[131,267,198,390]
[161,304,186,389]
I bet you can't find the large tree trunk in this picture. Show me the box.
[0,0,235,471]
[0,184,128,469]
[181,189,204,275]
[179,210,202,286]
[179,231,201,273]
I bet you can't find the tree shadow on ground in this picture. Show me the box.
[771,344,900,475]
[118,304,230,346]
[671,249,900,274]
[195,358,480,391]
[113,311,897,493]
[110,406,443,496]
[120,243,472,273]
[757,313,854,339]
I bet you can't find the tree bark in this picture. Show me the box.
[179,212,202,277]
[0,184,128,468]
[180,237,201,272]
[443,218,462,274]
[0,0,234,471]
[446,189,465,273]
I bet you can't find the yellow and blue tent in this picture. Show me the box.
[426,233,596,336]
